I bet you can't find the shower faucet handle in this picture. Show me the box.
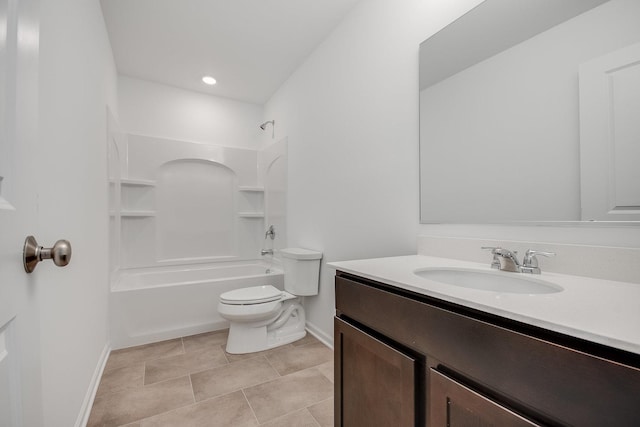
[265,225,275,240]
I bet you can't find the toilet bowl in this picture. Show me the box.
[217,248,322,354]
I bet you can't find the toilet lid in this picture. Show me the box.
[220,285,283,305]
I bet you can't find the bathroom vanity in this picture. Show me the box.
[331,256,640,426]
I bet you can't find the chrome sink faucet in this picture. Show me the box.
[483,247,521,272]
[482,247,555,274]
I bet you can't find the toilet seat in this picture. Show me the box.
[220,285,283,305]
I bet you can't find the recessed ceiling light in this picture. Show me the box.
[202,76,217,85]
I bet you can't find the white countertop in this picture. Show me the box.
[329,255,640,356]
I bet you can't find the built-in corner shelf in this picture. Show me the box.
[238,186,264,192]
[121,210,156,218]
[238,212,265,218]
[121,178,156,187]
[238,186,264,219]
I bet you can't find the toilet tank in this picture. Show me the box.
[280,248,322,296]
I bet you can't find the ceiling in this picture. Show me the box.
[100,0,361,105]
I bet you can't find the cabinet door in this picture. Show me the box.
[335,317,419,427]
[429,369,539,427]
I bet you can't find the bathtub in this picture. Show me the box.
[109,261,284,349]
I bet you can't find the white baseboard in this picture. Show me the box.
[306,322,333,350]
[75,343,111,427]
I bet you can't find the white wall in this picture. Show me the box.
[263,0,486,341]
[264,0,640,342]
[38,0,118,424]
[118,75,263,149]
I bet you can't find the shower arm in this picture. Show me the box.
[259,120,275,139]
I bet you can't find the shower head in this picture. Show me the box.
[259,120,274,130]
[259,120,275,139]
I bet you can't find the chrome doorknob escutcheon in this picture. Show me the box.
[23,235,72,273]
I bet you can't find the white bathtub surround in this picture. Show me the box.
[107,130,289,348]
[417,235,640,284]
[329,255,640,355]
[110,261,283,349]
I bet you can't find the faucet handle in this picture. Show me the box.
[481,246,501,269]
[523,250,556,266]
[521,249,556,274]
[265,225,275,240]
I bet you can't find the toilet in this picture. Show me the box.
[218,248,322,354]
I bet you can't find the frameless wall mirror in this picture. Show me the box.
[419,0,640,223]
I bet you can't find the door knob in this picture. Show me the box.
[23,235,72,273]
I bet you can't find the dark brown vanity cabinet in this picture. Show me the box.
[429,369,539,427]
[334,272,640,427]
[335,318,419,426]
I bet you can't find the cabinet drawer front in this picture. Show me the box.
[334,317,419,427]
[336,273,640,426]
[429,369,539,427]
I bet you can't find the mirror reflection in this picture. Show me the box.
[419,0,640,223]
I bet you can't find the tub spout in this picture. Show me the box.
[261,249,273,256]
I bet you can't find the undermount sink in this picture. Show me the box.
[413,267,563,294]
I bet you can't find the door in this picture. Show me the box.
[428,369,540,427]
[579,42,640,221]
[334,317,420,427]
[0,0,43,425]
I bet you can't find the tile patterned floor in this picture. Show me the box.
[88,331,334,427]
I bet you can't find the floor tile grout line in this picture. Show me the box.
[190,358,280,404]
[262,352,283,377]
[240,367,333,424]
[107,352,175,373]
[184,361,231,380]
[241,388,261,426]
[305,407,323,427]
[293,339,323,351]
[142,349,231,386]
[307,397,333,427]
[131,390,258,427]
[122,389,198,427]
[188,372,197,404]
[220,343,231,364]
[100,376,196,427]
